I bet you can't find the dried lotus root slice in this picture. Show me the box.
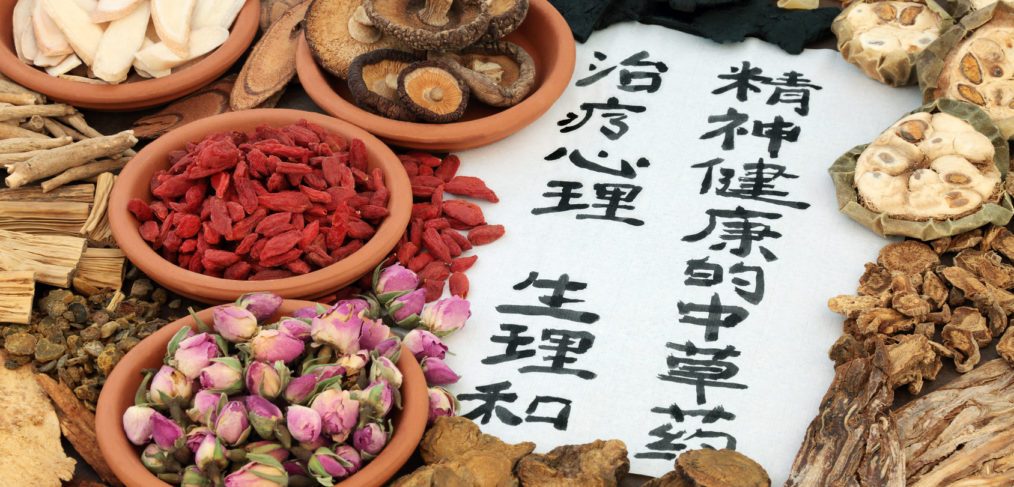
[833,0,950,86]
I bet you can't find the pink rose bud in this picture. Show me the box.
[277,319,312,342]
[195,434,227,472]
[245,395,284,439]
[375,264,419,295]
[427,386,459,425]
[298,434,330,452]
[310,312,362,355]
[420,296,470,336]
[215,401,252,446]
[308,446,359,483]
[291,306,319,319]
[283,460,308,477]
[199,358,244,394]
[358,317,390,351]
[173,333,221,379]
[391,288,426,323]
[284,374,319,404]
[353,423,388,457]
[141,443,170,474]
[186,426,213,453]
[319,299,368,323]
[373,336,402,361]
[304,364,346,381]
[420,357,460,386]
[182,465,210,487]
[239,292,284,321]
[310,389,359,443]
[333,444,363,474]
[213,304,260,343]
[122,405,156,446]
[403,329,447,361]
[151,412,184,448]
[245,441,290,464]
[250,329,305,363]
[335,350,370,376]
[245,361,288,399]
[361,380,394,417]
[188,390,226,425]
[369,356,403,389]
[286,405,322,444]
[150,365,193,405]
[224,457,288,487]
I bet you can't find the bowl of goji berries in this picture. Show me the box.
[108,109,412,303]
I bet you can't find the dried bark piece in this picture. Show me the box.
[674,449,769,487]
[828,294,881,318]
[517,439,629,487]
[896,359,1014,485]
[941,306,990,372]
[785,343,904,487]
[131,75,235,139]
[884,334,941,393]
[0,229,86,287]
[878,240,940,275]
[955,248,1014,288]
[231,0,312,111]
[856,307,917,336]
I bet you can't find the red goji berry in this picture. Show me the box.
[440,232,462,258]
[407,252,433,272]
[224,261,253,280]
[225,201,245,222]
[397,241,418,264]
[261,229,302,261]
[331,239,364,261]
[149,201,169,221]
[227,208,267,240]
[418,261,450,281]
[423,278,445,302]
[306,250,336,268]
[468,224,505,245]
[202,222,221,245]
[417,164,434,177]
[210,172,230,198]
[250,238,267,260]
[369,187,389,208]
[284,258,312,274]
[188,251,204,273]
[139,220,159,242]
[303,172,328,190]
[176,214,201,239]
[266,172,288,192]
[255,212,292,235]
[412,185,435,198]
[423,218,450,230]
[300,185,332,204]
[300,220,320,250]
[442,200,485,226]
[152,173,197,199]
[402,160,419,177]
[443,228,472,251]
[250,269,295,280]
[359,205,389,220]
[163,231,183,253]
[450,255,478,272]
[258,192,312,213]
[412,203,440,220]
[444,176,499,202]
[183,183,207,214]
[409,218,423,248]
[208,197,232,237]
[408,151,442,167]
[434,154,460,182]
[202,249,241,270]
[128,198,153,222]
[259,247,302,267]
[369,167,385,191]
[449,272,469,298]
[410,175,443,188]
[347,219,375,240]
[235,233,259,255]
[422,228,452,263]
[349,139,368,171]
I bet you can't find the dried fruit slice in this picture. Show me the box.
[397,60,469,122]
[347,49,419,121]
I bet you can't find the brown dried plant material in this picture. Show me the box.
[830,334,869,367]
[34,374,121,487]
[640,471,685,487]
[261,0,305,31]
[673,449,770,487]
[828,294,881,318]
[997,325,1014,364]
[231,1,311,111]
[922,269,949,307]
[0,271,34,324]
[389,464,477,487]
[75,247,125,293]
[892,291,932,317]
[883,334,941,393]
[896,359,1014,485]
[0,229,86,287]
[878,240,940,274]
[990,227,1014,261]
[941,265,990,300]
[132,76,235,139]
[65,479,110,487]
[954,248,1014,288]
[4,130,136,188]
[941,306,989,372]
[785,344,904,487]
[516,440,630,487]
[414,416,534,487]
[856,307,917,336]
[41,157,130,193]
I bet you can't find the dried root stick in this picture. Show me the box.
[0,104,75,122]
[0,78,45,103]
[20,115,45,132]
[0,92,40,105]
[42,157,131,192]
[5,131,136,188]
[0,136,72,154]
[60,112,136,156]
[0,122,49,139]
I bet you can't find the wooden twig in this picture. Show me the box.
[5,130,136,188]
[42,157,130,193]
[0,122,49,139]
[0,135,71,154]
[0,104,75,122]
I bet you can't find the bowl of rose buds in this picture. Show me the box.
[94,291,434,487]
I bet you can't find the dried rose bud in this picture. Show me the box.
[420,357,460,386]
[373,336,402,362]
[195,434,227,473]
[311,389,359,444]
[213,304,259,343]
[308,446,358,484]
[141,443,170,474]
[173,333,221,379]
[358,317,390,351]
[298,434,330,452]
[304,364,346,381]
[353,422,388,458]
[245,361,289,400]
[334,444,362,474]
[286,405,322,444]
[284,374,319,404]
[199,357,244,395]
[122,405,156,446]
[239,292,284,321]
[186,426,214,453]
[390,288,426,325]
[427,386,459,425]
[277,319,312,342]
[215,401,252,446]
[310,312,362,355]
[245,395,284,440]
[224,456,288,487]
[283,460,309,477]
[420,296,470,336]
[188,390,226,426]
[403,329,447,361]
[369,355,403,389]
[250,329,305,363]
[291,306,320,319]
[335,350,370,376]
[360,380,394,418]
[375,264,419,297]
[245,441,290,464]
[150,365,193,405]
[182,465,210,487]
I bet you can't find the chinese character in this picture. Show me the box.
[700,108,749,151]
[693,158,810,209]
[558,97,647,140]
[458,381,523,426]
[711,61,771,102]
[766,71,822,116]
[650,403,736,424]
[525,396,573,430]
[684,257,723,287]
[752,116,800,158]
[682,206,782,261]
[482,324,536,365]
[731,262,765,305]
[519,329,597,380]
[634,424,687,460]
[532,181,590,216]
[576,51,669,93]
[577,183,645,226]
[545,147,649,179]
[496,272,601,324]
[677,293,748,341]
[659,341,747,404]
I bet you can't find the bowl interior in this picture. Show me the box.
[107,109,412,303]
[0,0,259,111]
[95,300,429,487]
[296,0,576,151]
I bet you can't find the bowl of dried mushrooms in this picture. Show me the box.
[295,0,575,151]
[829,98,1014,240]
[0,0,259,111]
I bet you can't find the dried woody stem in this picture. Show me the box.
[5,130,136,188]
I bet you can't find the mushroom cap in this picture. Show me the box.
[477,0,529,43]
[305,0,411,79]
[347,49,421,121]
[364,0,492,51]
[396,60,469,122]
[428,41,536,107]
[675,449,771,487]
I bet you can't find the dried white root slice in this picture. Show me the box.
[133,26,227,72]
[131,37,169,78]
[92,1,150,83]
[191,0,244,30]
[32,1,73,56]
[90,0,142,23]
[12,0,37,63]
[45,54,82,76]
[18,24,40,63]
[857,170,909,210]
[32,52,68,67]
[73,0,97,12]
[150,0,196,58]
[40,0,104,66]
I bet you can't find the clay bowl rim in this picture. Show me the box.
[295,0,576,152]
[95,299,430,487]
[107,109,412,304]
[0,0,259,111]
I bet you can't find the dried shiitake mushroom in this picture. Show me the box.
[833,0,951,86]
[428,41,535,107]
[305,0,410,78]
[477,0,528,43]
[919,2,1014,138]
[397,60,469,122]
[364,0,492,51]
[829,98,1013,239]
[347,49,421,121]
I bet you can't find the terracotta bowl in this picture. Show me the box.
[108,109,412,303]
[0,0,259,111]
[95,299,429,487]
[295,0,576,151]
